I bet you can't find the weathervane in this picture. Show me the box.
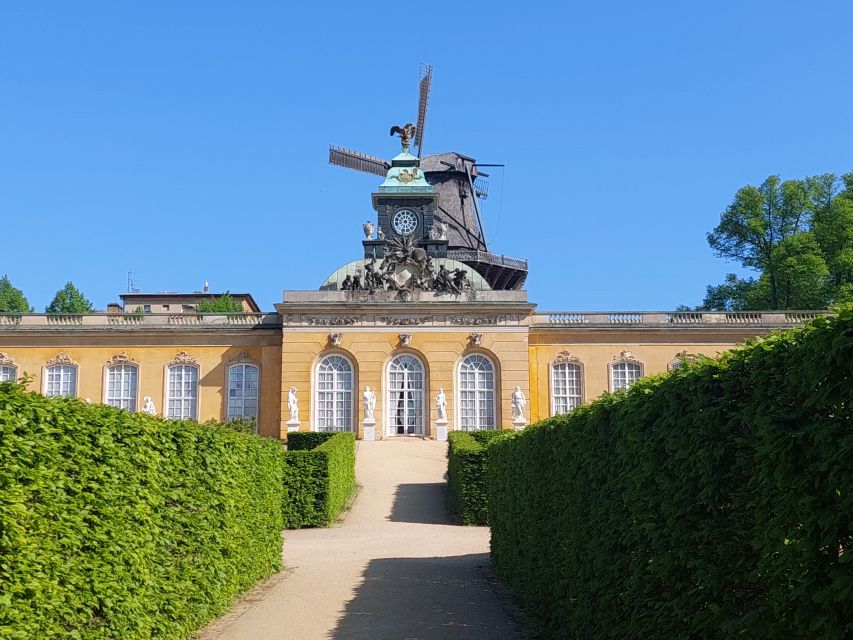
[389,122,417,151]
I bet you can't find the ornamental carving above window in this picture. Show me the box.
[0,352,15,366]
[170,351,198,365]
[106,352,137,367]
[610,350,638,363]
[554,350,581,363]
[227,350,256,364]
[45,352,75,366]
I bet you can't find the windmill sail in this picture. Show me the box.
[328,146,390,177]
[414,64,432,158]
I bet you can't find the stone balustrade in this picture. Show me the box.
[535,310,827,327]
[0,313,282,330]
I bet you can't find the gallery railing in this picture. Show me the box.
[535,311,827,327]
[0,313,282,329]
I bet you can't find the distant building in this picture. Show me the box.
[116,291,261,314]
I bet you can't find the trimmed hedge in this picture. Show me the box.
[488,310,853,639]
[0,383,285,640]
[447,430,513,525]
[282,432,356,528]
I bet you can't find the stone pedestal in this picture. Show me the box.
[435,419,448,441]
[286,420,300,433]
[512,417,527,431]
[363,419,376,441]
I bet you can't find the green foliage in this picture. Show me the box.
[447,430,513,525]
[195,292,244,314]
[0,383,286,640]
[700,171,853,310]
[281,432,355,528]
[0,275,32,313]
[45,281,94,313]
[286,431,335,451]
[488,310,853,640]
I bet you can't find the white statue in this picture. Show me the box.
[435,387,447,421]
[288,386,299,422]
[141,396,156,416]
[511,386,527,421]
[377,227,385,241]
[363,385,376,421]
[363,220,375,240]
[439,221,448,240]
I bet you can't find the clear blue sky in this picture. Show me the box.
[2,1,851,312]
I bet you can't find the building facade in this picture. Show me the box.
[0,142,823,440]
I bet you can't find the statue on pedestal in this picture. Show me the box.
[141,396,156,416]
[288,386,299,422]
[511,386,526,422]
[363,386,376,421]
[435,388,447,421]
[363,220,375,240]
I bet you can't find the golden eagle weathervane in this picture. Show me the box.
[389,122,417,150]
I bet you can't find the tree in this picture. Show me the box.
[45,282,94,313]
[699,171,853,311]
[195,292,244,313]
[0,275,32,312]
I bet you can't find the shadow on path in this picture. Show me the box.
[328,554,530,639]
[388,482,450,524]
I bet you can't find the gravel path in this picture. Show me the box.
[199,439,530,639]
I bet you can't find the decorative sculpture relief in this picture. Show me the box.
[227,351,255,364]
[448,316,504,326]
[363,386,376,421]
[106,352,136,367]
[0,352,15,366]
[304,316,359,326]
[468,332,483,347]
[328,332,343,347]
[399,334,413,347]
[554,350,581,363]
[611,350,637,363]
[511,386,527,422]
[362,220,375,240]
[430,219,448,241]
[170,351,198,365]
[435,388,447,421]
[378,316,430,326]
[287,387,299,423]
[141,396,157,416]
[45,352,74,366]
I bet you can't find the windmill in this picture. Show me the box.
[328,65,527,290]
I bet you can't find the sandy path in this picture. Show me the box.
[199,439,529,639]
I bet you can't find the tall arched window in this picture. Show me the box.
[45,365,77,397]
[227,363,259,421]
[167,364,199,420]
[387,354,424,436]
[106,364,138,411]
[552,361,582,415]
[611,361,642,392]
[458,354,495,431]
[315,355,353,432]
[0,364,17,382]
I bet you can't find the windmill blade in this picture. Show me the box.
[329,146,390,177]
[414,64,432,158]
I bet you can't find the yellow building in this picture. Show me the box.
[0,140,823,440]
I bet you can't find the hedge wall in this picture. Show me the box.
[488,310,853,639]
[447,430,513,525]
[286,431,335,451]
[0,383,285,640]
[282,432,356,528]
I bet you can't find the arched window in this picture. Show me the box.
[167,364,198,420]
[458,354,495,431]
[45,365,77,397]
[315,355,353,432]
[387,354,424,436]
[0,365,17,382]
[227,363,259,422]
[552,361,582,415]
[611,361,642,392]
[106,364,138,411]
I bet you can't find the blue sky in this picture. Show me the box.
[1,2,851,312]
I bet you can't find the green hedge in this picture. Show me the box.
[0,383,285,640]
[286,431,335,451]
[282,432,356,528]
[447,430,513,525]
[488,310,853,639]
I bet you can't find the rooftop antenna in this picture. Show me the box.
[414,64,432,159]
[127,271,139,294]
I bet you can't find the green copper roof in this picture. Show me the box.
[378,148,433,193]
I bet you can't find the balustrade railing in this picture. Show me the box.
[0,313,281,329]
[536,310,827,327]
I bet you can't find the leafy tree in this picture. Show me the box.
[196,292,244,313]
[0,275,32,312]
[45,282,95,313]
[699,171,853,310]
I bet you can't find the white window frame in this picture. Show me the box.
[610,360,643,392]
[551,361,584,415]
[227,362,260,423]
[165,364,199,420]
[457,353,496,431]
[385,353,426,437]
[313,354,354,433]
[43,364,78,397]
[0,364,17,382]
[103,363,139,411]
